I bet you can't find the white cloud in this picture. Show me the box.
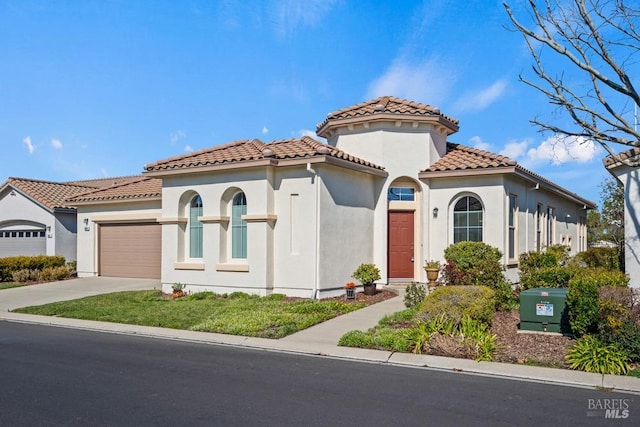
[271,0,338,38]
[526,135,602,165]
[500,139,531,160]
[51,138,63,150]
[184,145,193,152]
[170,130,186,145]
[366,57,456,107]
[469,136,492,151]
[453,78,508,112]
[298,129,318,139]
[22,136,35,154]
[262,126,269,134]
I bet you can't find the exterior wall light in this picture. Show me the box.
[432,207,439,218]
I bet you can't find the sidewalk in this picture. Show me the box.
[1,279,639,395]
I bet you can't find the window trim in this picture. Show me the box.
[231,192,247,260]
[508,194,518,261]
[188,194,203,259]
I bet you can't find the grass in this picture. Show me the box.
[12,290,367,339]
[629,368,640,378]
[0,282,26,290]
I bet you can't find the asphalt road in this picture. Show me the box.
[0,321,637,426]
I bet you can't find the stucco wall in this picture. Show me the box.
[608,165,640,288]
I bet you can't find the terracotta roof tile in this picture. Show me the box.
[144,136,384,172]
[1,178,98,210]
[316,96,459,132]
[423,143,517,172]
[603,147,640,168]
[66,177,162,204]
[65,175,143,188]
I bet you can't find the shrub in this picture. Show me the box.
[519,266,578,290]
[597,286,640,362]
[38,265,72,282]
[442,242,503,287]
[11,269,40,283]
[338,328,410,352]
[416,285,496,326]
[404,282,427,308]
[578,247,620,271]
[565,335,630,375]
[566,268,629,337]
[352,263,381,285]
[0,255,66,281]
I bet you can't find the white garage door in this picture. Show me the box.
[99,223,161,279]
[0,230,46,258]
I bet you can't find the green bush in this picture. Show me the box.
[352,263,381,285]
[416,285,496,326]
[0,255,66,281]
[565,335,630,375]
[578,247,620,271]
[597,287,640,362]
[442,241,503,287]
[519,266,578,290]
[338,328,410,352]
[566,268,629,337]
[404,282,427,308]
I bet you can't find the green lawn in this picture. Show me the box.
[0,282,26,290]
[12,290,366,339]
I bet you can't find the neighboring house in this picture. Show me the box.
[604,148,640,288]
[71,96,595,297]
[0,176,141,261]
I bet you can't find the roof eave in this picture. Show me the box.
[512,168,596,209]
[419,166,516,179]
[67,196,162,207]
[317,113,459,138]
[143,158,278,177]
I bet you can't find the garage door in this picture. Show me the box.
[0,230,46,258]
[99,223,161,279]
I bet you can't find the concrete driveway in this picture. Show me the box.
[0,277,159,312]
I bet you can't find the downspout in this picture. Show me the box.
[306,163,320,299]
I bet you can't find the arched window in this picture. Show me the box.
[189,195,203,258]
[231,192,247,259]
[453,196,483,243]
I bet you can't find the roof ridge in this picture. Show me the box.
[67,176,154,200]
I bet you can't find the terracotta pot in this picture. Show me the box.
[425,268,439,282]
[363,283,376,296]
[172,290,184,299]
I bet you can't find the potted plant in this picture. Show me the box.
[424,260,440,289]
[345,282,356,299]
[171,282,186,299]
[352,263,381,296]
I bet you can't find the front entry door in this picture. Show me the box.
[388,211,414,280]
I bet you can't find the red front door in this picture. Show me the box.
[388,211,414,279]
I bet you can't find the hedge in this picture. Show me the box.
[0,255,66,282]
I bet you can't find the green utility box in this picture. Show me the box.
[519,288,571,334]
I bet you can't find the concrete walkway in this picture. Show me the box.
[1,279,639,395]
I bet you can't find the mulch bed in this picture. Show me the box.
[491,310,573,368]
[324,289,398,305]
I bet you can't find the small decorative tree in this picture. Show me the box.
[352,263,381,296]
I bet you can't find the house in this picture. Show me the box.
[0,176,142,261]
[604,148,640,287]
[71,96,595,297]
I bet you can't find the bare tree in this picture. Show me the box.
[503,0,640,158]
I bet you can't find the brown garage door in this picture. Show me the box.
[99,223,161,279]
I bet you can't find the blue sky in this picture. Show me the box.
[0,0,613,205]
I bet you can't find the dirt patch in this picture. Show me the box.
[491,310,573,368]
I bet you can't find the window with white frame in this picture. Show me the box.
[453,196,483,243]
[189,195,203,258]
[231,192,247,259]
[546,206,555,247]
[508,194,517,260]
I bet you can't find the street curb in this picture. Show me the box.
[2,311,639,395]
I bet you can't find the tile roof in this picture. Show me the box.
[65,175,143,188]
[423,143,517,172]
[603,147,640,168]
[66,177,162,204]
[422,143,595,208]
[1,177,98,210]
[144,136,384,173]
[316,96,459,133]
